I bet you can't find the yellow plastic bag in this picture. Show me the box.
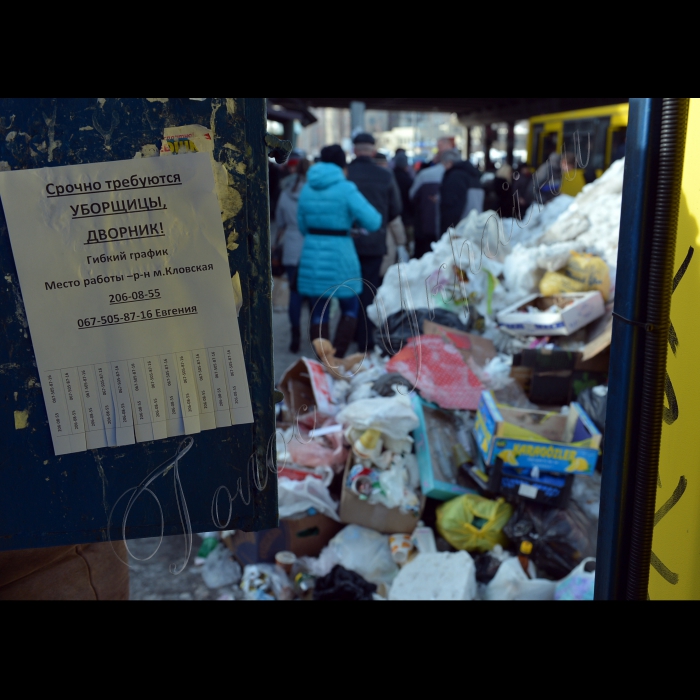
[539,271,588,297]
[566,251,611,300]
[437,494,514,553]
[539,251,611,301]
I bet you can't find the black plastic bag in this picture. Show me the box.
[379,308,471,356]
[372,373,415,397]
[577,386,607,462]
[474,552,505,585]
[313,565,377,601]
[577,386,607,434]
[503,500,598,581]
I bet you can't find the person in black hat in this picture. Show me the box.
[347,132,402,353]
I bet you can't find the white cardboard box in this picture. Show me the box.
[497,292,605,337]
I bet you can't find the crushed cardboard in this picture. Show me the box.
[311,338,366,380]
[280,357,338,420]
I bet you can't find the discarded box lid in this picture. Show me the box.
[497,292,605,337]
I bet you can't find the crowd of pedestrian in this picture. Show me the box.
[270,133,539,358]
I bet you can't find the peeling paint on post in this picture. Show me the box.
[0,98,277,552]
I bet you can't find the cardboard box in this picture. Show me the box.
[279,358,338,420]
[473,391,601,476]
[466,431,574,509]
[514,349,609,405]
[225,512,344,566]
[510,307,612,405]
[411,393,480,501]
[497,292,605,337]
[339,456,425,535]
[422,320,497,367]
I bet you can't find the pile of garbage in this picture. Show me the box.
[191,159,621,601]
[368,158,623,355]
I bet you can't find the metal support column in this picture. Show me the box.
[506,121,515,166]
[350,101,366,138]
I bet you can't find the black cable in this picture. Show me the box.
[626,98,689,600]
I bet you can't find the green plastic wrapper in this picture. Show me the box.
[437,494,514,553]
[197,537,219,559]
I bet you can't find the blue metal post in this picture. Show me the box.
[595,98,662,599]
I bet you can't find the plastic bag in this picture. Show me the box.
[571,471,602,521]
[473,544,513,584]
[436,494,514,553]
[485,557,557,601]
[539,251,611,301]
[278,471,341,522]
[539,270,588,296]
[389,552,478,601]
[240,564,293,601]
[555,558,596,601]
[313,525,399,588]
[380,308,471,353]
[336,396,420,441]
[566,251,611,301]
[201,544,243,589]
[313,565,377,601]
[287,419,348,471]
[577,386,607,435]
[503,500,598,580]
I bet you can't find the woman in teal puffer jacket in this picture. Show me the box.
[297,145,382,357]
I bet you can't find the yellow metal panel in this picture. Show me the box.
[651,97,700,600]
[529,103,629,125]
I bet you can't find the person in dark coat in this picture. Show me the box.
[409,160,444,259]
[439,150,483,233]
[392,152,414,233]
[347,132,402,353]
[512,162,535,214]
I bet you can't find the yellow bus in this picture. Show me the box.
[527,103,629,196]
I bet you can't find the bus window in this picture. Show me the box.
[563,118,609,172]
[542,132,559,163]
[611,127,627,163]
[531,123,544,166]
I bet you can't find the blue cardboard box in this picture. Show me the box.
[466,430,575,509]
[473,391,601,476]
[411,393,479,501]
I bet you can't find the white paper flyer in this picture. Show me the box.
[0,152,253,455]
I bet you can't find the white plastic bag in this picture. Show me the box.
[201,544,243,589]
[278,470,340,522]
[555,558,595,601]
[479,355,515,391]
[389,552,477,601]
[307,525,399,588]
[336,397,419,441]
[571,472,602,522]
[485,557,557,601]
[371,463,408,510]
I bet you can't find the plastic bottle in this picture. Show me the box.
[197,536,219,560]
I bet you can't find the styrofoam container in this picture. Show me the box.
[497,291,605,336]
